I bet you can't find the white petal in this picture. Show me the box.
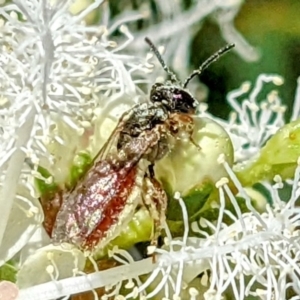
[0,186,43,266]
[17,244,86,288]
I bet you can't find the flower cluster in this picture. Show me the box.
[0,0,148,276]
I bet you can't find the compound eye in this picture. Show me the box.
[173,90,197,113]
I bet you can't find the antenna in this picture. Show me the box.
[145,37,180,84]
[183,44,235,89]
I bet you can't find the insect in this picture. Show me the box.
[41,38,234,254]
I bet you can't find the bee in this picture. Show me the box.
[42,38,234,253]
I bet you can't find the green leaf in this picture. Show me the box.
[0,261,17,283]
[236,119,300,186]
[166,180,214,221]
[165,180,214,236]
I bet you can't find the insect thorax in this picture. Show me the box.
[117,103,168,150]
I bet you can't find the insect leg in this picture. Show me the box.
[148,163,155,178]
[189,135,202,151]
[40,190,64,237]
[142,175,167,249]
[168,113,201,151]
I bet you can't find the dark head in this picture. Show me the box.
[145,37,234,113]
[150,82,197,113]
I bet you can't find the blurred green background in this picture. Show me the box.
[194,0,300,120]
[108,0,300,121]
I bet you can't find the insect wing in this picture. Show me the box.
[52,128,163,252]
[52,156,148,251]
[92,106,139,162]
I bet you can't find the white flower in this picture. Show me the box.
[15,74,300,299]
[1,1,300,300]
[0,0,148,267]
[17,158,300,300]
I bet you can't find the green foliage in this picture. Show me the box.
[0,261,17,283]
[236,118,300,186]
[164,179,214,236]
[165,179,213,221]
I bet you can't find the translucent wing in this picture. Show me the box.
[52,127,164,252]
[40,108,137,237]
[91,106,138,162]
